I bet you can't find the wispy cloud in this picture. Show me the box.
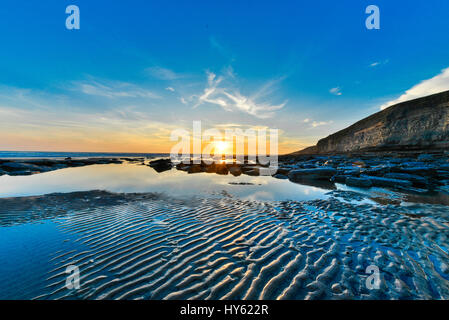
[189,71,287,119]
[146,67,184,80]
[310,120,333,128]
[165,86,175,92]
[303,117,333,128]
[74,79,160,99]
[380,66,449,110]
[369,59,389,68]
[329,87,342,96]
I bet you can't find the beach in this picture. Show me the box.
[1,156,449,300]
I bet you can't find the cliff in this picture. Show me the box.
[292,90,449,155]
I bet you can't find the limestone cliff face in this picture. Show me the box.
[308,90,449,154]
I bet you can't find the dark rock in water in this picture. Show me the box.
[276,167,291,175]
[364,165,392,176]
[121,157,144,162]
[417,154,434,161]
[384,173,428,187]
[0,158,124,176]
[149,158,172,173]
[229,166,242,177]
[7,170,33,176]
[244,169,259,176]
[53,164,68,170]
[337,167,363,176]
[228,182,255,185]
[1,162,43,173]
[288,167,337,182]
[177,164,190,172]
[214,164,229,175]
[0,169,6,176]
[361,175,413,188]
[204,163,217,173]
[1,162,38,170]
[26,159,59,166]
[437,163,449,171]
[188,164,202,174]
[149,159,171,167]
[395,166,437,176]
[290,90,449,154]
[273,173,288,179]
[331,175,347,183]
[65,157,72,161]
[301,163,317,169]
[241,166,257,173]
[291,178,337,190]
[346,177,373,188]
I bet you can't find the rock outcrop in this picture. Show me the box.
[293,90,449,155]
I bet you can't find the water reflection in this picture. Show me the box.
[0,162,329,202]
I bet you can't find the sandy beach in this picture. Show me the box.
[1,158,449,300]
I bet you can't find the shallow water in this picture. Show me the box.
[1,162,448,300]
[0,191,448,300]
[0,162,330,202]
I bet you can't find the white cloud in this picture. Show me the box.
[303,118,310,123]
[330,87,342,96]
[310,120,333,128]
[75,79,160,99]
[190,71,287,119]
[146,67,183,80]
[369,59,389,68]
[166,86,175,92]
[380,67,449,110]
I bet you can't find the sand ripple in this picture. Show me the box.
[1,190,448,300]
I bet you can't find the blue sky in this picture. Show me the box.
[0,0,448,153]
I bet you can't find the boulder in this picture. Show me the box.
[345,177,373,188]
[417,154,434,161]
[276,167,291,175]
[361,175,413,188]
[331,175,347,183]
[244,169,259,176]
[273,173,288,179]
[395,166,437,176]
[1,162,41,171]
[384,173,428,187]
[288,167,337,182]
[437,164,449,171]
[149,158,172,173]
[364,165,393,176]
[187,164,202,174]
[215,164,229,175]
[7,170,33,176]
[229,166,242,177]
[176,164,190,172]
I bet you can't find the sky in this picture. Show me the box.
[0,0,449,154]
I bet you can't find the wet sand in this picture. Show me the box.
[1,189,448,300]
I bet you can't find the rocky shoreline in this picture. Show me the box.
[2,153,449,196]
[0,157,126,176]
[147,153,449,195]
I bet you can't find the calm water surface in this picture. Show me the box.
[0,162,329,201]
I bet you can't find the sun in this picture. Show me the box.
[214,141,230,154]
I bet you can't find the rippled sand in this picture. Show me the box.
[1,190,449,300]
